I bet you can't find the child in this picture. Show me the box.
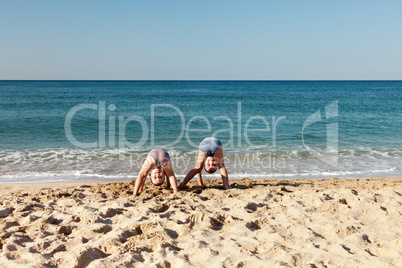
[133,149,178,196]
[179,137,230,190]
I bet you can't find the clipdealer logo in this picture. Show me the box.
[302,101,339,167]
[63,100,339,169]
[63,101,287,165]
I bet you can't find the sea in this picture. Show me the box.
[0,80,401,183]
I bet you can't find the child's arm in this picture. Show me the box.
[215,148,230,190]
[163,161,178,193]
[196,171,205,187]
[133,156,154,196]
[179,151,206,189]
[219,166,230,190]
[165,174,171,189]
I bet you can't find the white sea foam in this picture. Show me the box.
[0,146,401,183]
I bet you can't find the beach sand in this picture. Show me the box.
[0,177,401,267]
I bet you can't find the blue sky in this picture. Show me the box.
[0,0,401,80]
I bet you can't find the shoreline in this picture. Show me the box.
[0,177,401,267]
[0,177,401,196]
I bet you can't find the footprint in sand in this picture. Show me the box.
[92,224,112,234]
[58,225,75,235]
[149,203,170,213]
[245,219,269,231]
[101,207,124,218]
[244,202,260,213]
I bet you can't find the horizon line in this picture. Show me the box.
[1,79,402,82]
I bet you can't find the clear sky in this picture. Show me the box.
[0,0,401,80]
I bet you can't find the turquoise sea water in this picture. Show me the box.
[0,81,401,182]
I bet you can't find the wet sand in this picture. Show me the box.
[0,177,401,267]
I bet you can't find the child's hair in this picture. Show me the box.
[204,166,217,173]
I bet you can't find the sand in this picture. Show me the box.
[0,177,401,267]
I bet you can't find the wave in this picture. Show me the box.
[2,145,401,162]
[0,146,401,183]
